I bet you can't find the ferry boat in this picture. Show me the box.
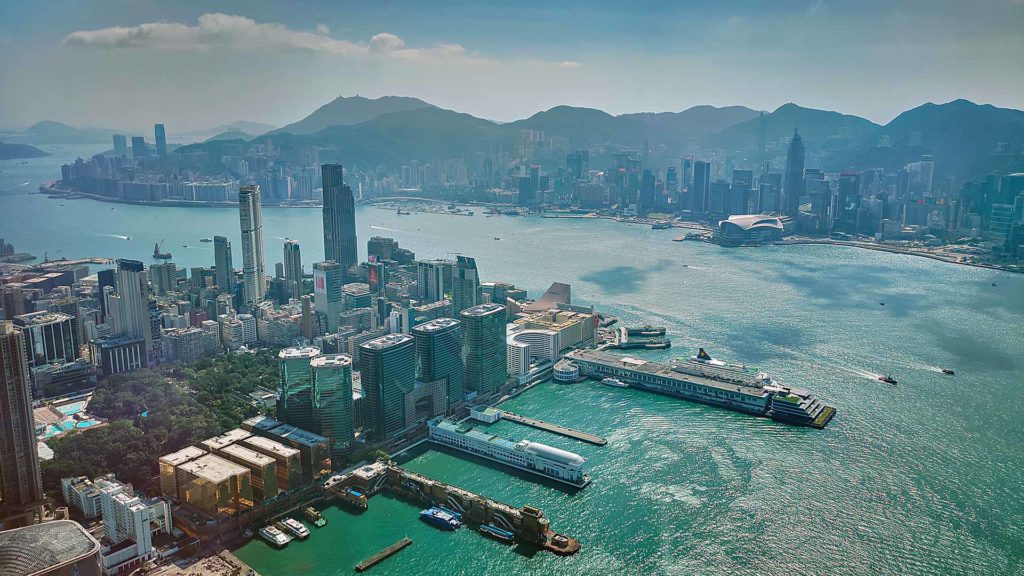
[626,325,666,337]
[420,507,462,530]
[199,237,213,242]
[941,368,955,376]
[303,507,327,527]
[564,348,835,429]
[281,517,310,540]
[479,523,515,543]
[651,221,672,230]
[600,377,629,388]
[259,525,292,548]
[428,417,591,488]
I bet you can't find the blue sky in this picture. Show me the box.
[1,0,1021,132]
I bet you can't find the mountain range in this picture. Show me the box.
[2,121,120,145]
[23,95,1024,183]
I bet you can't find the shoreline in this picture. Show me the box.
[777,238,1021,274]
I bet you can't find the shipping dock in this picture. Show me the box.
[478,409,607,446]
[563,348,835,429]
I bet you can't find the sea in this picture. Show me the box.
[2,146,1022,575]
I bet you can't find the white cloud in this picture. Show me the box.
[60,13,464,60]
[557,60,582,68]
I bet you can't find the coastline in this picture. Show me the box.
[777,238,1022,274]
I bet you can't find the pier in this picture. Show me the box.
[355,537,412,572]
[499,411,608,446]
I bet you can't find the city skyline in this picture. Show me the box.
[2,1,1023,131]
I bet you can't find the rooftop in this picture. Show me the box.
[310,354,353,368]
[159,445,206,467]
[268,423,329,448]
[220,443,276,468]
[177,454,250,483]
[461,303,505,317]
[279,346,321,359]
[0,520,100,576]
[412,317,461,332]
[201,428,252,451]
[240,435,300,458]
[360,333,413,350]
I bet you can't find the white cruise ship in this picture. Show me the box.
[428,417,591,488]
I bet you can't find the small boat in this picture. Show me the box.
[479,523,515,544]
[941,368,955,376]
[259,525,291,548]
[493,237,501,240]
[200,237,213,243]
[420,507,462,531]
[879,302,886,305]
[600,377,629,388]
[397,208,412,215]
[281,517,310,539]
[672,235,685,242]
[303,506,327,527]
[878,375,898,385]
[125,235,131,240]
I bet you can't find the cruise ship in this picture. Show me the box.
[428,417,591,488]
[564,348,835,428]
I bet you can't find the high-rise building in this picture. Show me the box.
[276,347,321,433]
[213,235,234,295]
[692,161,711,213]
[359,333,415,442]
[148,261,177,295]
[238,185,267,308]
[415,259,450,303]
[283,240,303,301]
[115,259,152,364]
[452,256,480,314]
[310,354,354,468]
[13,312,78,375]
[783,128,806,215]
[0,321,44,529]
[131,136,148,160]
[313,261,344,332]
[113,134,128,157]
[367,236,399,261]
[321,165,357,279]
[412,318,463,410]
[460,303,507,397]
[154,124,167,156]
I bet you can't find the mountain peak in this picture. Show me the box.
[274,95,436,136]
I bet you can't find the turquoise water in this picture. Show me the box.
[57,402,85,416]
[75,420,100,428]
[4,148,1024,575]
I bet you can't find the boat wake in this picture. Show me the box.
[369,224,401,233]
[95,233,130,240]
[18,181,31,187]
[836,365,885,381]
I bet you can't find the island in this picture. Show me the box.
[0,142,49,160]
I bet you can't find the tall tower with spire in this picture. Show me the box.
[782,128,805,215]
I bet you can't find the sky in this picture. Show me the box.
[1,0,1022,134]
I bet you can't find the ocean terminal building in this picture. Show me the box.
[564,348,835,428]
[428,417,591,488]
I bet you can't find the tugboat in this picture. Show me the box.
[259,525,291,548]
[419,507,462,531]
[152,240,172,259]
[941,368,955,376]
[280,517,310,540]
[878,375,898,385]
[600,377,629,388]
[303,506,327,527]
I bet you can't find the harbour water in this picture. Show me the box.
[3,148,1024,574]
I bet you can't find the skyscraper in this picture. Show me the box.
[639,169,657,215]
[313,261,344,332]
[116,259,152,363]
[783,128,806,215]
[415,259,450,303]
[452,256,479,314]
[238,185,267,308]
[277,346,321,433]
[283,240,303,301]
[692,161,711,213]
[412,318,463,410]
[460,303,507,397]
[154,124,167,156]
[131,136,148,160]
[310,354,354,469]
[321,164,357,279]
[359,333,415,442]
[112,134,128,157]
[0,321,44,529]
[213,235,234,295]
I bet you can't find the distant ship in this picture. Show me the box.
[420,507,462,530]
[600,377,629,388]
[200,237,213,243]
[152,242,172,259]
[651,221,672,229]
[878,375,898,385]
[941,368,955,376]
[397,208,412,215]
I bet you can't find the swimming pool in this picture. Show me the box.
[75,420,101,428]
[56,402,85,416]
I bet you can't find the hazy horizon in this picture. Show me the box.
[1,0,1023,133]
